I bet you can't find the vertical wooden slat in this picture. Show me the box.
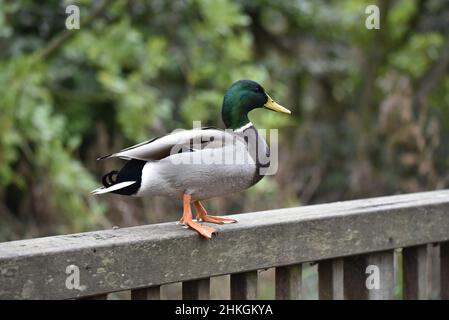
[393,249,400,299]
[131,286,161,300]
[344,251,395,300]
[365,250,395,300]
[182,279,210,300]
[81,293,108,300]
[275,264,302,300]
[403,245,431,299]
[440,242,449,300]
[429,244,441,299]
[318,258,344,300]
[230,271,257,300]
[343,255,368,300]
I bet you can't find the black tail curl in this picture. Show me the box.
[102,170,119,187]
[99,160,146,195]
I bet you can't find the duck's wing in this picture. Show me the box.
[97,128,236,161]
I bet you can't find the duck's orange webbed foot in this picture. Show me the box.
[194,201,237,224]
[181,194,216,239]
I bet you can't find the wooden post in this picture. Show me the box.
[440,242,449,299]
[429,244,441,299]
[230,271,257,300]
[343,255,369,300]
[403,245,431,299]
[318,258,344,300]
[81,294,108,300]
[182,279,210,300]
[275,264,302,300]
[365,250,395,300]
[131,286,161,300]
[320,251,394,300]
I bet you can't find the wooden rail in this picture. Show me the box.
[1,190,449,299]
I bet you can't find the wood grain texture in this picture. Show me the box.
[1,190,449,299]
[343,251,394,300]
[441,242,449,300]
[343,255,368,300]
[403,245,431,299]
[131,286,160,300]
[182,278,210,300]
[429,244,441,299]
[318,258,344,300]
[275,264,302,299]
[365,250,395,300]
[230,271,257,300]
[80,293,108,300]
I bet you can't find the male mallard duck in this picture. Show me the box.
[92,80,290,238]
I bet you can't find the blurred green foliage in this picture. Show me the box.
[0,0,448,243]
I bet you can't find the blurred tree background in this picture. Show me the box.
[1,0,449,300]
[1,0,449,240]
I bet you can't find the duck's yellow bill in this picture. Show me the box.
[264,94,291,114]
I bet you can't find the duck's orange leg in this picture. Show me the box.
[193,201,237,224]
[181,194,216,238]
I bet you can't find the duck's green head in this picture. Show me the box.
[221,80,291,129]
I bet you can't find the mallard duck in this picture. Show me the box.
[92,80,290,238]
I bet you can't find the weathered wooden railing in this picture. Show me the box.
[1,190,449,300]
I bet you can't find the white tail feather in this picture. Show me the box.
[91,181,137,195]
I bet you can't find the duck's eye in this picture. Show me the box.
[253,86,262,93]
